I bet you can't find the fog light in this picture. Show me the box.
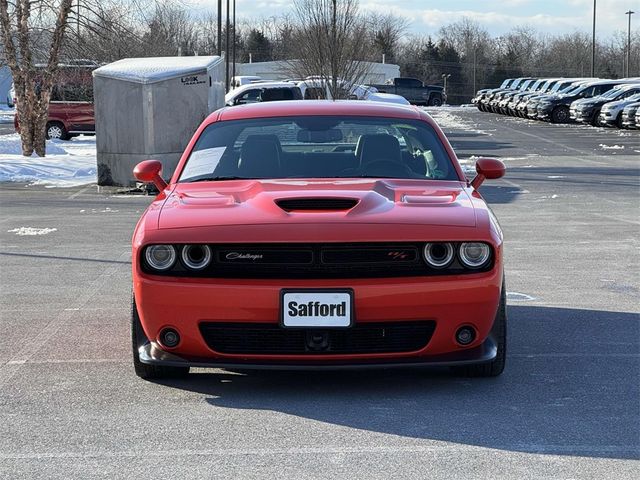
[455,326,476,346]
[160,328,180,348]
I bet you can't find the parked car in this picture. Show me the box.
[130,100,507,379]
[230,76,263,89]
[525,79,596,119]
[367,77,445,106]
[485,78,535,113]
[537,79,630,123]
[474,78,516,111]
[597,92,640,128]
[225,82,303,106]
[472,79,512,110]
[503,78,552,115]
[570,83,640,126]
[620,101,640,129]
[13,65,96,140]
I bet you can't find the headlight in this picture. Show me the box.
[459,243,491,269]
[423,243,454,268]
[145,245,176,271]
[181,244,212,270]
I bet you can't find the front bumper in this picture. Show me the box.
[598,111,618,126]
[572,107,595,123]
[134,269,503,365]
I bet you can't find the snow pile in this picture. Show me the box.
[599,144,625,150]
[423,107,492,136]
[8,227,57,236]
[0,134,97,187]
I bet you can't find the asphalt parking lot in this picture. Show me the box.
[0,108,638,479]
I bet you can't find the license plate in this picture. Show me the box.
[281,290,353,328]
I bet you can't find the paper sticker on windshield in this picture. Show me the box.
[181,147,226,179]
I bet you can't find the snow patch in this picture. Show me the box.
[8,227,57,236]
[599,144,625,150]
[423,107,492,136]
[0,134,97,187]
[0,105,15,124]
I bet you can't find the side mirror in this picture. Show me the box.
[133,160,168,191]
[471,157,505,190]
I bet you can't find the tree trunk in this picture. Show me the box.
[0,0,73,157]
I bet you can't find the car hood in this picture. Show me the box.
[157,179,476,230]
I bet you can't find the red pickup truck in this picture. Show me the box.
[14,66,95,140]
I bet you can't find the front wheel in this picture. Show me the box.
[46,122,70,140]
[131,298,190,380]
[428,96,443,106]
[551,106,570,123]
[451,285,506,377]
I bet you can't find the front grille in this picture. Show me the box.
[199,321,436,355]
[142,242,494,279]
[276,198,359,212]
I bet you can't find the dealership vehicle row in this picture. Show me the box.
[472,76,640,129]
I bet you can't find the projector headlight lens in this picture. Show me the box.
[459,243,491,269]
[423,243,454,268]
[145,245,176,271]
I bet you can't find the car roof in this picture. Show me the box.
[214,100,423,122]
[230,81,297,94]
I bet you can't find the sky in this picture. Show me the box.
[203,0,639,38]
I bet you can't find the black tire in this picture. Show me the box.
[551,106,570,123]
[131,297,190,380]
[429,96,443,106]
[45,121,70,140]
[591,110,602,127]
[451,284,507,378]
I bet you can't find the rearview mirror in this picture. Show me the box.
[471,157,505,190]
[133,160,168,191]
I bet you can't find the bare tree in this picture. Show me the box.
[289,0,372,99]
[0,0,74,156]
[366,13,409,65]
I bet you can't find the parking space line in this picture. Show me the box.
[66,185,93,200]
[0,250,131,387]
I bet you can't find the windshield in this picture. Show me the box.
[518,79,534,90]
[178,116,459,182]
[564,84,588,96]
[500,79,512,88]
[554,81,576,93]
[530,79,545,90]
[600,88,625,99]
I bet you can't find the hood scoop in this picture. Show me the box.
[276,197,359,212]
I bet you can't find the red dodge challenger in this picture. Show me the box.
[131,100,507,379]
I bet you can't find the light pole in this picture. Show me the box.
[225,0,230,91]
[591,0,597,76]
[442,74,451,103]
[217,0,222,56]
[232,0,236,84]
[626,10,635,78]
